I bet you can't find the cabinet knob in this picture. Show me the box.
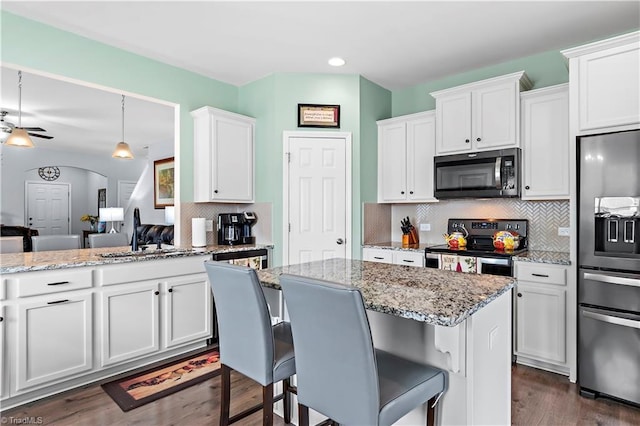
[0,316,3,322]
[401,191,405,195]
[476,137,482,142]
[154,291,160,296]
[168,288,173,293]
[409,191,414,194]
[465,139,470,143]
[525,185,530,190]
[517,293,522,297]
[214,190,219,194]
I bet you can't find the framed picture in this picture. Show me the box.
[154,157,175,209]
[98,188,106,211]
[298,104,340,128]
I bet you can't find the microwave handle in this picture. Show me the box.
[495,157,502,189]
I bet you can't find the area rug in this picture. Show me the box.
[102,348,220,411]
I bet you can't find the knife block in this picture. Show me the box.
[402,228,419,247]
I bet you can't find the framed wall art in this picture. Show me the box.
[298,104,340,128]
[154,157,175,208]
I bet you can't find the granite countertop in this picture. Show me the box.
[363,242,431,253]
[365,243,572,266]
[0,244,273,274]
[257,258,514,327]
[513,251,571,265]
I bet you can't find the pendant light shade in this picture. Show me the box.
[5,71,35,148]
[112,141,134,158]
[112,95,134,159]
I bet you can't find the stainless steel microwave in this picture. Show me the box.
[434,148,521,199]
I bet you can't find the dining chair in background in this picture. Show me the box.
[204,260,296,426]
[31,235,81,252]
[87,233,128,248]
[279,274,447,426]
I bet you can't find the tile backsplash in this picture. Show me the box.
[364,199,570,253]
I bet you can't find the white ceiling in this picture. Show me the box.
[0,66,175,157]
[1,1,639,155]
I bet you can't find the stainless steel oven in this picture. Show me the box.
[434,148,521,199]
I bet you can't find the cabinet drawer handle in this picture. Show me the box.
[531,273,549,278]
[47,281,70,286]
[373,256,384,260]
[402,259,415,263]
[47,299,69,305]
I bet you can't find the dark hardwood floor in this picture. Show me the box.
[2,364,639,425]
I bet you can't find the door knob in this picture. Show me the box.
[336,238,344,245]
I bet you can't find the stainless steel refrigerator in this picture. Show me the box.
[578,129,640,405]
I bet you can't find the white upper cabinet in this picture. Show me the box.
[431,71,532,155]
[521,84,570,200]
[562,31,640,133]
[377,111,437,203]
[192,106,256,203]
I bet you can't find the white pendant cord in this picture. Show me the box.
[17,71,23,127]
[121,95,125,141]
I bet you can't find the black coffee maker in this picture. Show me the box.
[217,212,257,245]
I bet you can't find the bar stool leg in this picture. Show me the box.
[298,403,310,426]
[220,364,231,426]
[263,383,274,426]
[426,395,437,426]
[283,378,292,423]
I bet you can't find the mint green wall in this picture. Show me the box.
[240,73,362,265]
[392,50,568,116]
[359,77,391,205]
[1,11,238,203]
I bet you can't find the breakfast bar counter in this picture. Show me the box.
[257,258,514,327]
[258,258,514,426]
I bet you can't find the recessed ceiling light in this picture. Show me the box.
[328,57,346,67]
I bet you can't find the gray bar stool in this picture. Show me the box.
[31,235,81,251]
[88,233,128,248]
[204,260,296,426]
[280,274,447,426]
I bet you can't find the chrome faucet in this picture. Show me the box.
[132,207,141,251]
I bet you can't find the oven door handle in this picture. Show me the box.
[583,272,640,288]
[495,157,502,189]
[582,308,640,330]
[478,257,510,266]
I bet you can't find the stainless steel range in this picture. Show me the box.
[425,218,528,276]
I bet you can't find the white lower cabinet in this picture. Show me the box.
[515,261,568,370]
[163,274,212,348]
[0,305,6,399]
[100,281,161,367]
[2,255,213,409]
[16,292,93,392]
[362,248,424,267]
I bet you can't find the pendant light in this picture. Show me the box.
[112,95,134,159]
[5,71,35,148]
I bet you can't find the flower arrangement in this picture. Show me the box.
[81,214,99,228]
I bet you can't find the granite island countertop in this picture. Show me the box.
[257,258,514,327]
[0,243,273,274]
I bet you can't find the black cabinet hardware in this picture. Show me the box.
[47,281,70,286]
[47,299,69,305]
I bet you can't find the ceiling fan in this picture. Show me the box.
[0,110,53,140]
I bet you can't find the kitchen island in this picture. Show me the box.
[258,258,515,426]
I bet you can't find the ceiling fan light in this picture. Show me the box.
[5,128,35,148]
[112,141,134,159]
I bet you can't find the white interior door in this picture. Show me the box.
[26,182,70,235]
[284,132,351,265]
